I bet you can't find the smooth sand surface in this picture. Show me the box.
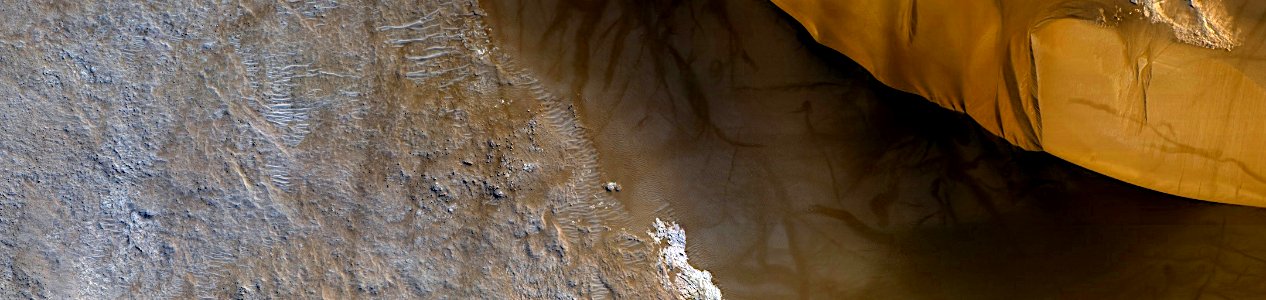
[773,0,1266,207]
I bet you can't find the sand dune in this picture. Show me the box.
[483,0,1266,297]
[773,0,1266,207]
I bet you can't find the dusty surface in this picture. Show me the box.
[0,1,680,298]
[773,0,1266,207]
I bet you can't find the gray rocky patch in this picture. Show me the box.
[0,0,675,298]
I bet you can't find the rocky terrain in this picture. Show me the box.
[0,1,702,298]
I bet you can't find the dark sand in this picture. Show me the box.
[482,0,1266,298]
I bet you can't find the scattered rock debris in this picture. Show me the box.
[603,181,622,192]
[651,219,723,300]
[0,0,677,298]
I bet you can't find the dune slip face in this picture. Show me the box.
[773,0,1266,207]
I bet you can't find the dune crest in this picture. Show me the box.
[773,0,1266,207]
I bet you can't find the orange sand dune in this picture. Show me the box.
[773,0,1266,207]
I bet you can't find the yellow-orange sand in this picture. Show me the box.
[774,0,1266,207]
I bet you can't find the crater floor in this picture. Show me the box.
[5,0,1266,299]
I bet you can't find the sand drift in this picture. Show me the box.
[774,0,1266,207]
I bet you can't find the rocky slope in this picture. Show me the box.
[0,1,690,298]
